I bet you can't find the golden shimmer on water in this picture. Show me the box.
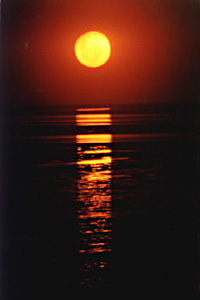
[76,143,112,254]
[76,113,111,126]
[76,108,112,287]
[76,134,112,144]
[76,108,110,112]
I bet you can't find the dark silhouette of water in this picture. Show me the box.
[3,104,199,299]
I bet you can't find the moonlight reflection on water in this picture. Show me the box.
[76,109,112,288]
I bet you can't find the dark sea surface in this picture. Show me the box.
[3,104,199,299]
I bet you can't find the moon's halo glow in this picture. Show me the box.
[74,31,111,68]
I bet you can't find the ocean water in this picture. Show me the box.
[3,104,199,299]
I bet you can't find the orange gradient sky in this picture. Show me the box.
[3,0,200,106]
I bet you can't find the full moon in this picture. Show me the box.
[74,31,111,68]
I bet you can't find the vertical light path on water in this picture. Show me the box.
[76,108,112,288]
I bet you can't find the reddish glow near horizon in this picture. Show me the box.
[10,0,198,105]
[74,31,111,68]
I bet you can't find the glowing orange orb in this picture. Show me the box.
[74,31,111,68]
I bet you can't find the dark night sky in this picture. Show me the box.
[2,0,200,106]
